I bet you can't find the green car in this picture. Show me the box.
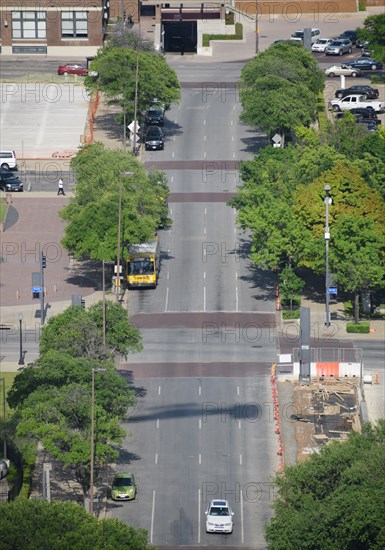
[111,472,137,501]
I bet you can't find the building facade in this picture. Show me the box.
[0,0,138,55]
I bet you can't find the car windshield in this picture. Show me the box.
[330,41,342,46]
[147,129,161,139]
[113,477,133,487]
[129,259,154,275]
[292,31,303,38]
[209,506,230,516]
[148,110,163,117]
[317,39,327,44]
[1,172,16,179]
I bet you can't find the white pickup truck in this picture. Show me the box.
[329,94,385,113]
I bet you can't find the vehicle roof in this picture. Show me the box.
[210,499,229,506]
[113,472,134,479]
[128,239,158,255]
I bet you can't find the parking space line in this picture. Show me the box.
[150,490,156,543]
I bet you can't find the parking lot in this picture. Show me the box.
[0,82,90,159]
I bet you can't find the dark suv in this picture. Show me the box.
[145,126,164,151]
[335,85,379,99]
[0,171,24,192]
[145,108,164,126]
[338,30,358,45]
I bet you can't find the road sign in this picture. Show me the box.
[272,133,281,144]
[328,288,337,295]
[128,121,140,133]
[131,133,140,143]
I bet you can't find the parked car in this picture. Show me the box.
[145,108,164,126]
[338,30,358,45]
[356,38,368,49]
[290,28,321,44]
[343,57,383,71]
[0,150,18,170]
[111,472,137,501]
[0,171,23,192]
[325,65,361,77]
[361,46,372,57]
[144,126,164,150]
[325,39,352,55]
[205,500,234,534]
[311,38,333,52]
[336,109,381,125]
[329,94,385,113]
[57,64,88,76]
[335,85,379,99]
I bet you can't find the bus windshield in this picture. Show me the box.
[129,259,154,275]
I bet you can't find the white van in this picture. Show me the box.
[0,151,18,170]
[290,28,321,45]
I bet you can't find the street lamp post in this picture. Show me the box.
[116,172,134,302]
[255,0,259,54]
[18,313,24,366]
[324,185,332,328]
[89,367,106,515]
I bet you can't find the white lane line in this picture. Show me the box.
[238,420,241,429]
[173,135,176,141]
[231,120,234,126]
[156,419,159,429]
[232,136,234,142]
[198,488,201,544]
[204,208,207,215]
[199,385,202,396]
[150,490,156,543]
[204,151,206,158]
[203,226,206,235]
[155,453,158,464]
[204,119,206,125]
[199,453,201,464]
[172,151,175,158]
[199,418,202,430]
[232,151,235,158]
[241,492,244,544]
[171,176,174,183]
[204,271,206,280]
[233,105,236,111]
[235,286,239,312]
[204,135,206,141]
[240,454,242,465]
[234,227,237,234]
[165,287,169,312]
[167,271,170,280]
[203,286,206,311]
[237,386,240,396]
[158,385,161,395]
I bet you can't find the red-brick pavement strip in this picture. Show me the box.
[0,196,99,307]
[118,362,271,379]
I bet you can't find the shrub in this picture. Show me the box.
[202,23,243,47]
[281,296,301,307]
[346,321,370,333]
[282,309,300,320]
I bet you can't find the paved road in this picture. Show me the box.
[105,63,278,548]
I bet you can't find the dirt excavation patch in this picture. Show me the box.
[279,378,361,464]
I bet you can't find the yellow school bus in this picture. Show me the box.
[126,237,160,289]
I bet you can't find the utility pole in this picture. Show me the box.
[132,53,139,155]
[0,379,6,460]
[324,185,332,328]
[40,253,47,325]
[255,0,259,54]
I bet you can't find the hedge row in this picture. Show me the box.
[202,23,243,47]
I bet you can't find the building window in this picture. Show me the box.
[12,11,46,39]
[61,11,88,38]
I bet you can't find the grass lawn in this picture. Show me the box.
[0,199,7,223]
[1,372,17,416]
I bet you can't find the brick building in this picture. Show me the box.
[0,0,138,56]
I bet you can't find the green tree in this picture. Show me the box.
[107,23,155,51]
[357,14,385,62]
[278,266,304,310]
[265,421,385,550]
[17,383,125,496]
[7,351,135,418]
[331,215,385,323]
[39,304,142,360]
[61,143,169,261]
[0,499,154,549]
[240,43,324,143]
[86,47,180,115]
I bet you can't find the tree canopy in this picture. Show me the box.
[265,421,385,550]
[39,303,142,360]
[357,14,385,62]
[0,499,154,549]
[86,47,180,114]
[239,42,324,141]
[61,143,170,261]
[229,124,385,311]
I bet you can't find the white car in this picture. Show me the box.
[325,65,362,78]
[311,38,333,52]
[205,499,234,534]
